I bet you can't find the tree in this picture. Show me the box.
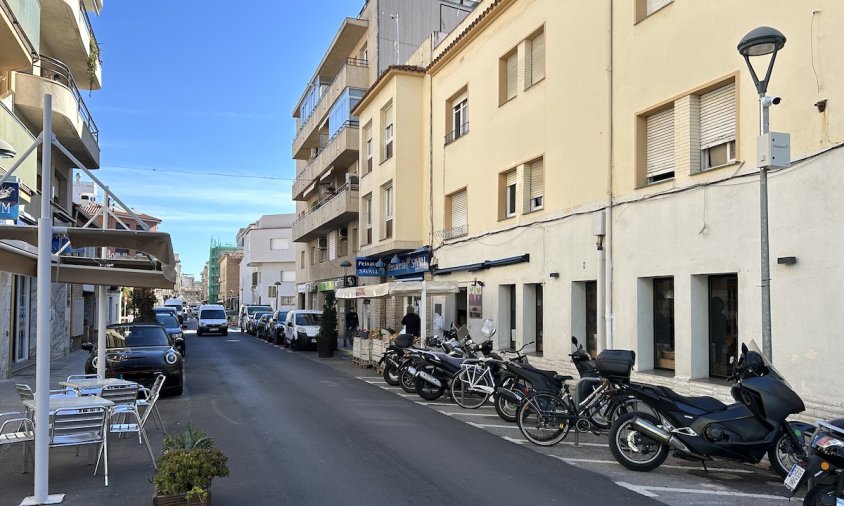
[319,290,338,339]
[131,288,157,322]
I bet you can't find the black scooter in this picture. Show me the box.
[607,340,811,477]
[785,417,844,504]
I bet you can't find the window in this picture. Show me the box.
[328,231,337,260]
[366,137,373,173]
[699,83,736,170]
[300,251,305,268]
[268,285,277,298]
[270,238,289,250]
[383,184,393,239]
[447,189,468,237]
[500,50,518,104]
[646,107,675,183]
[646,0,672,16]
[383,104,394,160]
[446,89,469,145]
[524,158,544,212]
[279,296,295,306]
[653,277,675,371]
[310,246,316,265]
[501,169,517,218]
[281,271,296,282]
[525,29,545,88]
[364,194,373,245]
[708,275,738,378]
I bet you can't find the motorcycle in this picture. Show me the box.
[411,327,487,401]
[785,417,844,505]
[379,334,415,386]
[607,340,811,477]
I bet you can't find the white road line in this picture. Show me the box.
[439,411,499,417]
[416,402,455,406]
[468,422,519,429]
[225,339,240,342]
[615,481,794,501]
[503,437,526,445]
[552,456,757,474]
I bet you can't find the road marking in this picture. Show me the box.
[552,456,757,474]
[439,411,499,417]
[416,402,454,407]
[225,339,240,342]
[468,422,519,429]
[503,437,526,445]
[615,481,794,501]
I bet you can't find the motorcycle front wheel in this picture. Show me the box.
[399,363,416,393]
[768,423,813,478]
[608,411,669,472]
[517,393,569,446]
[382,361,400,386]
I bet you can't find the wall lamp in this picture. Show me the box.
[549,272,560,278]
[472,278,485,287]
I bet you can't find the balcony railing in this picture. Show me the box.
[292,182,359,242]
[31,55,99,141]
[297,58,368,132]
[292,121,360,199]
[437,224,468,240]
[444,122,469,146]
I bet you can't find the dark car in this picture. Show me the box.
[154,314,186,357]
[153,306,180,322]
[255,314,273,340]
[267,310,290,344]
[247,311,272,336]
[82,323,184,396]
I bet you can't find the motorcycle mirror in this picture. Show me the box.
[741,343,748,354]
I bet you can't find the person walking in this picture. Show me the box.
[344,307,359,347]
[401,305,421,337]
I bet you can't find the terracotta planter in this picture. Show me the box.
[153,489,211,506]
[316,334,335,358]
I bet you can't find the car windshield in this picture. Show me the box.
[255,312,271,320]
[247,306,272,315]
[200,309,226,319]
[155,315,179,328]
[276,311,288,321]
[296,313,321,325]
[106,326,170,348]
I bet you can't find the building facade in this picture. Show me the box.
[218,252,243,310]
[237,214,297,311]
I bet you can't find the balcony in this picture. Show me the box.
[0,0,39,70]
[292,60,369,160]
[292,183,359,243]
[301,254,356,284]
[15,55,100,168]
[40,0,102,90]
[292,122,359,200]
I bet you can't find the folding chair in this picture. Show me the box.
[49,407,109,486]
[101,391,158,468]
[66,374,100,396]
[0,411,35,473]
[137,374,166,430]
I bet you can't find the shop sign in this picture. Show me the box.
[0,181,19,221]
[336,275,357,288]
[468,285,483,319]
[387,250,431,277]
[297,284,308,293]
[318,280,335,291]
[356,258,383,277]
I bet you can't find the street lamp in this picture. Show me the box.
[274,281,281,311]
[737,26,787,362]
[340,259,352,279]
[0,138,17,158]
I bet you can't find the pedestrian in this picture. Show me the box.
[401,305,421,337]
[344,307,359,347]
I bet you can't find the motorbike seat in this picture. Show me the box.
[438,353,467,368]
[553,374,574,382]
[660,387,727,412]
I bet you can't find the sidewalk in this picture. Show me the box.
[0,350,91,413]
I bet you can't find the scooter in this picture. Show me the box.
[607,340,812,477]
[785,417,844,504]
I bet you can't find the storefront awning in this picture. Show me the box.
[336,280,459,299]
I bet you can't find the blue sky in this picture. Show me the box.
[84,0,360,277]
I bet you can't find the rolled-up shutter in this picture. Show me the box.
[529,31,545,86]
[646,108,674,179]
[506,170,516,187]
[529,159,544,210]
[700,83,735,149]
[451,190,467,228]
[647,0,672,15]
[328,230,337,260]
[506,52,518,100]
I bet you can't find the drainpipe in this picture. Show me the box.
[604,0,615,350]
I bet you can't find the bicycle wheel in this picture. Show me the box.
[450,368,490,409]
[517,393,570,446]
[494,378,527,423]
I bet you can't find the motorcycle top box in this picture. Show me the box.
[393,334,414,348]
[596,349,636,381]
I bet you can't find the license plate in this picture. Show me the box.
[783,463,805,491]
[407,366,417,375]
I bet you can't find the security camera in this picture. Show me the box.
[762,96,782,106]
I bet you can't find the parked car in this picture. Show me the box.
[153,306,180,322]
[267,310,290,344]
[247,311,273,336]
[255,314,273,340]
[164,298,185,324]
[154,314,186,357]
[197,304,228,336]
[82,323,184,396]
[284,310,322,350]
[239,305,272,330]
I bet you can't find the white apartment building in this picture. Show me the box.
[238,214,297,311]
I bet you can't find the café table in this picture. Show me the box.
[59,377,138,395]
[22,395,115,414]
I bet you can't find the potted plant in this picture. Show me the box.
[152,425,229,506]
[316,290,338,358]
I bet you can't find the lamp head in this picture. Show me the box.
[375,258,385,269]
[390,254,401,265]
[0,138,16,159]
[340,260,352,268]
[737,26,786,57]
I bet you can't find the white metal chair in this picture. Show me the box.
[66,374,100,396]
[0,411,35,472]
[137,374,166,430]
[49,407,109,486]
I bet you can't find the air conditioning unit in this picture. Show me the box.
[338,228,348,240]
[345,173,359,189]
[317,236,328,249]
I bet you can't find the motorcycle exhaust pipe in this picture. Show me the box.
[496,387,525,404]
[386,356,399,369]
[631,417,691,454]
[416,370,442,388]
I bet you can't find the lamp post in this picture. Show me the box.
[274,281,281,311]
[737,26,787,362]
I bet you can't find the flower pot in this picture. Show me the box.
[153,489,211,506]
[316,334,335,358]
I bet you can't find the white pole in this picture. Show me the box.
[420,280,427,347]
[97,285,106,378]
[33,93,56,503]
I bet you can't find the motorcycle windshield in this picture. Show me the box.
[747,339,791,388]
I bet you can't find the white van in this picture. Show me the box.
[164,298,185,324]
[197,304,228,336]
[284,310,322,350]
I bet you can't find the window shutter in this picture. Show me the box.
[506,170,516,187]
[646,0,672,15]
[506,52,518,100]
[451,190,467,228]
[529,159,544,209]
[699,83,735,149]
[646,108,674,178]
[328,230,337,260]
[530,31,545,85]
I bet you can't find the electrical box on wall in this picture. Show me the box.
[757,132,791,169]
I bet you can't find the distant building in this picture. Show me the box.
[237,214,297,311]
[219,252,243,309]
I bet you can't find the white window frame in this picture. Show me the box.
[270,238,289,250]
[384,123,394,159]
[452,98,468,139]
[281,271,296,282]
[504,170,517,218]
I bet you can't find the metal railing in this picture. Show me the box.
[296,59,369,133]
[444,122,469,145]
[78,0,96,49]
[292,181,356,227]
[30,55,99,141]
[438,224,468,240]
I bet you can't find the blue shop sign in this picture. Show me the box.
[0,182,19,221]
[356,258,383,277]
[356,250,431,278]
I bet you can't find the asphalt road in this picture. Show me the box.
[185,329,658,505]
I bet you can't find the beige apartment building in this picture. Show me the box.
[218,252,243,310]
[351,0,844,419]
[290,0,477,326]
